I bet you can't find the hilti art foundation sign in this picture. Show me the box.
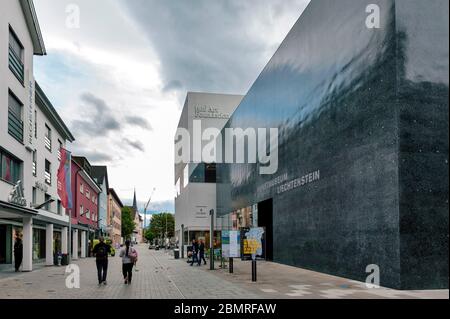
[175,120,279,175]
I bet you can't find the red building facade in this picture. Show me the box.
[68,157,101,259]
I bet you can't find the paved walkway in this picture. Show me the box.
[0,245,260,299]
[0,246,447,299]
[196,258,449,299]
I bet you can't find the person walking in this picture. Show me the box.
[88,240,92,258]
[92,236,111,286]
[198,239,207,266]
[190,239,199,266]
[120,240,138,285]
[13,235,23,272]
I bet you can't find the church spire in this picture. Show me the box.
[132,188,137,212]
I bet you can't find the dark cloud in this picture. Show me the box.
[121,0,310,95]
[125,116,152,130]
[72,93,121,136]
[70,92,152,160]
[163,80,183,92]
[123,138,146,152]
[74,149,114,163]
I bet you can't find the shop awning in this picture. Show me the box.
[0,200,38,219]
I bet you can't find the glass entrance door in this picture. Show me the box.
[0,225,12,264]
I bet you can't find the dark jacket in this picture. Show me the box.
[92,242,111,261]
[199,243,205,253]
[14,240,23,256]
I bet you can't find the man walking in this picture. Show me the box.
[198,239,207,266]
[190,239,199,266]
[13,235,23,272]
[92,237,111,286]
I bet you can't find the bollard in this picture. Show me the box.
[252,259,257,282]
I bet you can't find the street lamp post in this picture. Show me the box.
[181,224,184,259]
[68,209,72,264]
[144,188,156,243]
[165,213,168,249]
[209,209,215,270]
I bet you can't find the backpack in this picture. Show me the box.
[129,248,138,263]
[96,244,108,259]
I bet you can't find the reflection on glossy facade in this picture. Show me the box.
[217,0,448,289]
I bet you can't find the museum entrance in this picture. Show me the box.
[0,225,12,265]
[258,198,273,261]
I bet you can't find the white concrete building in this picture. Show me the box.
[174,92,243,254]
[0,0,75,271]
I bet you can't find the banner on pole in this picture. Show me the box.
[57,148,73,209]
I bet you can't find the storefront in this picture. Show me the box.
[32,228,46,261]
[0,199,71,271]
[0,224,12,264]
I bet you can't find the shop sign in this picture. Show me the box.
[25,78,34,150]
[195,206,208,219]
[8,180,27,207]
[35,181,49,193]
[194,106,230,119]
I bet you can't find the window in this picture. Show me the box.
[32,187,37,205]
[44,193,51,211]
[86,209,90,220]
[79,205,83,218]
[205,163,216,183]
[9,27,24,83]
[189,163,216,184]
[8,91,23,143]
[175,179,181,197]
[44,159,51,185]
[80,183,84,193]
[32,150,37,177]
[183,166,189,188]
[86,189,90,198]
[44,125,52,152]
[58,140,62,161]
[57,200,62,215]
[0,149,22,184]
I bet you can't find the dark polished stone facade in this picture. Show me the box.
[216,0,448,289]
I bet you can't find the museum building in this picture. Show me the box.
[216,0,448,290]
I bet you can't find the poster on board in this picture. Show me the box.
[222,230,240,258]
[241,227,265,261]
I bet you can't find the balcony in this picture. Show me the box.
[8,45,24,84]
[8,110,23,143]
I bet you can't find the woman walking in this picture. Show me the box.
[119,240,138,285]
[13,235,23,272]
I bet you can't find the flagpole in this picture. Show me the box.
[68,149,72,265]
[68,209,72,265]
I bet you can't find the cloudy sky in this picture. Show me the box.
[32,0,310,217]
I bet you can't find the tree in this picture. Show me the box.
[145,228,155,243]
[121,207,136,240]
[149,213,175,240]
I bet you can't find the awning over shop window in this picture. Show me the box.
[0,200,38,219]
